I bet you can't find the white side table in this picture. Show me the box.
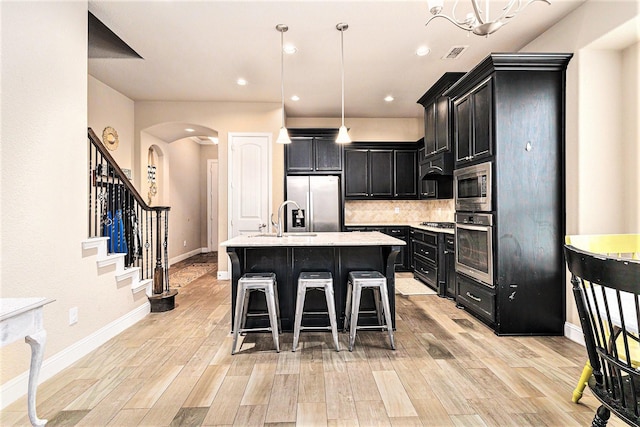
[1,298,54,426]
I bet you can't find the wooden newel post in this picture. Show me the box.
[149,209,176,312]
[153,210,164,295]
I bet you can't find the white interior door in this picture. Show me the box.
[229,133,271,238]
[207,159,219,252]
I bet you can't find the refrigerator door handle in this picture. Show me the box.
[307,191,313,232]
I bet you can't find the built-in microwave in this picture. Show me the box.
[454,161,492,212]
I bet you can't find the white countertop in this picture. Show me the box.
[221,231,407,248]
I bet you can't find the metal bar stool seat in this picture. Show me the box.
[232,272,280,354]
[344,271,395,352]
[293,272,340,352]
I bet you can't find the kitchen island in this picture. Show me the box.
[221,231,405,332]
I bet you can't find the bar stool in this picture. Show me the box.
[293,272,340,352]
[232,272,280,355]
[344,271,395,352]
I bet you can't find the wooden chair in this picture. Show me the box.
[565,234,640,426]
[566,234,640,404]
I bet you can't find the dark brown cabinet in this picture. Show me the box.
[394,150,417,197]
[446,53,573,335]
[285,130,342,173]
[417,72,465,176]
[453,78,493,165]
[344,143,418,200]
[409,228,455,297]
[345,225,409,271]
[344,149,394,198]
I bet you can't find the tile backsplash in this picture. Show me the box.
[345,199,455,224]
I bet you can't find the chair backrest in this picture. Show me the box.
[566,234,640,259]
[565,236,640,425]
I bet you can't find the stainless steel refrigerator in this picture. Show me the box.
[286,175,341,232]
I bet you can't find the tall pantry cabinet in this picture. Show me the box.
[446,53,573,335]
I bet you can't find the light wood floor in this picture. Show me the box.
[2,262,625,426]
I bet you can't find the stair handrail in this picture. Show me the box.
[88,128,168,212]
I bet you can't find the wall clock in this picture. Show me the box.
[102,126,119,151]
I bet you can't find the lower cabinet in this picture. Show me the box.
[444,235,456,298]
[345,226,409,271]
[410,228,455,297]
[456,274,495,324]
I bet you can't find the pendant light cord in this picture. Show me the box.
[340,27,345,127]
[280,28,285,128]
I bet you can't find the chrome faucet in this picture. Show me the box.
[271,200,301,237]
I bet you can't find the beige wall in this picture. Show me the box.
[621,42,640,231]
[522,0,640,331]
[287,117,422,141]
[134,101,283,268]
[167,138,202,257]
[1,0,148,389]
[87,75,135,170]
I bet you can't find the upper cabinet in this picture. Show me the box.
[416,72,465,175]
[285,129,342,173]
[452,78,493,165]
[394,150,417,198]
[344,143,417,200]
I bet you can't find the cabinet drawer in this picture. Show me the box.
[387,227,407,238]
[457,275,495,322]
[414,258,437,287]
[411,229,437,246]
[413,241,437,263]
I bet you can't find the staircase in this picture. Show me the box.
[87,128,175,311]
[81,237,152,296]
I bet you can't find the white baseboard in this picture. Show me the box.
[169,247,207,266]
[565,321,585,346]
[217,271,229,280]
[0,302,150,410]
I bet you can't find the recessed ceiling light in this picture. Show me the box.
[237,78,248,86]
[185,128,195,132]
[283,44,297,54]
[384,95,394,102]
[416,46,431,57]
[291,95,300,101]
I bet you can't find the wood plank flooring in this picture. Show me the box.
[1,258,627,426]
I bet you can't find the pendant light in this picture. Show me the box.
[336,22,351,144]
[276,24,291,144]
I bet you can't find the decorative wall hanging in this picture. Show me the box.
[147,147,157,204]
[102,126,119,151]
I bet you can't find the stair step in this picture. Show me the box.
[133,279,153,296]
[116,267,140,282]
[81,237,109,250]
[96,253,126,268]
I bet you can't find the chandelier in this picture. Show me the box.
[425,0,551,36]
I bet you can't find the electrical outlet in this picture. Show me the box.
[183,240,187,247]
[394,207,400,214]
[69,307,78,325]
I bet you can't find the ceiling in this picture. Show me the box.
[88,0,588,121]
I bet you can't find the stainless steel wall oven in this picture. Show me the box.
[455,212,493,287]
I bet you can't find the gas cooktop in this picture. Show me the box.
[420,221,455,229]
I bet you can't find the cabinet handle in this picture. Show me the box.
[466,292,482,302]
